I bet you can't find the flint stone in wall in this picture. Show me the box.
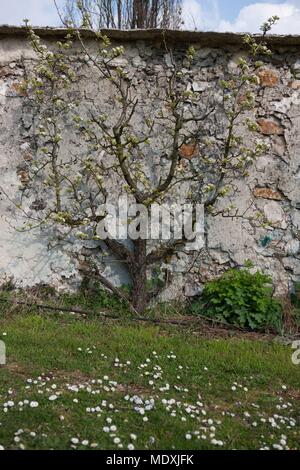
[255,156,272,172]
[159,274,184,302]
[273,93,300,114]
[184,283,203,297]
[132,56,146,68]
[291,210,300,229]
[285,239,300,256]
[278,174,300,204]
[210,250,230,265]
[0,81,8,105]
[194,57,215,67]
[271,136,286,157]
[19,142,31,152]
[271,261,290,296]
[164,53,173,68]
[194,47,214,59]
[288,80,300,90]
[257,119,284,135]
[0,65,22,78]
[191,81,209,92]
[110,57,129,67]
[257,69,280,87]
[292,59,300,78]
[253,187,283,201]
[228,51,248,71]
[264,201,287,229]
[282,257,300,276]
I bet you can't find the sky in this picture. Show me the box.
[0,0,299,33]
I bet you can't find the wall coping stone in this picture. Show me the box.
[0,25,300,48]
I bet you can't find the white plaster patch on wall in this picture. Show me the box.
[273,91,300,113]
[0,39,36,66]
[0,81,7,105]
[0,218,78,288]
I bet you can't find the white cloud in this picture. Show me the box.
[182,0,203,30]
[0,0,61,27]
[182,0,220,31]
[182,1,300,34]
[218,2,300,34]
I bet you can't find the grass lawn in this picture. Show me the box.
[0,308,299,450]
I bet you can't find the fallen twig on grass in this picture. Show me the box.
[0,296,198,326]
[0,297,116,318]
[0,295,287,339]
[0,295,238,327]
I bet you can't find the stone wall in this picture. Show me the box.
[0,26,299,298]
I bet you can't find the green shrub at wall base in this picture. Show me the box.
[291,282,300,308]
[191,268,283,332]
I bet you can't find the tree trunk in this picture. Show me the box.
[117,0,122,29]
[131,239,148,313]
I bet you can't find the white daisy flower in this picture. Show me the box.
[49,395,58,401]
[29,401,39,408]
